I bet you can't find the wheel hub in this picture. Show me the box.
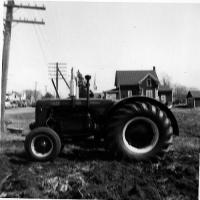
[122,117,159,154]
[31,134,53,158]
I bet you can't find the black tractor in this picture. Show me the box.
[24,75,179,161]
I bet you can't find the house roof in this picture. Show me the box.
[104,88,119,94]
[187,90,200,98]
[115,70,159,86]
[158,85,172,92]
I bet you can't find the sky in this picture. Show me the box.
[1,1,200,97]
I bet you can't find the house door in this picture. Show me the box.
[187,97,194,107]
[161,95,166,104]
[128,90,132,97]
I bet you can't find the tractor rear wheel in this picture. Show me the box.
[105,102,173,161]
[24,127,61,161]
[60,143,65,153]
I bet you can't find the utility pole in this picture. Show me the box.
[1,0,45,132]
[34,82,37,103]
[56,62,58,96]
[2,0,13,134]
[45,85,47,94]
[48,63,69,98]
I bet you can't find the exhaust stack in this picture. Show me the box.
[70,68,76,97]
[85,75,91,108]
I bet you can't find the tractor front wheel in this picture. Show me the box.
[24,127,61,161]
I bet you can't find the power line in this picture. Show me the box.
[33,24,48,65]
[32,9,53,60]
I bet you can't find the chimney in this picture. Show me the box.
[153,66,156,71]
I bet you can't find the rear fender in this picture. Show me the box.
[106,96,179,136]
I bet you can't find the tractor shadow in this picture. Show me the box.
[5,139,115,164]
[60,139,114,162]
[5,151,32,165]
[7,148,114,164]
[60,148,113,162]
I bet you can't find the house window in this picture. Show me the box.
[146,90,153,98]
[147,78,152,87]
[128,90,132,97]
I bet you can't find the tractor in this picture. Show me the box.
[24,75,179,161]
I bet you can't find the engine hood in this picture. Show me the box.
[36,98,115,116]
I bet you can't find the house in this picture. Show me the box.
[21,92,26,101]
[158,85,173,105]
[186,90,200,107]
[93,92,103,99]
[115,67,159,99]
[103,88,118,100]
[6,91,21,102]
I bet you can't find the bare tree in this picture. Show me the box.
[42,92,54,99]
[160,73,172,88]
[173,84,187,104]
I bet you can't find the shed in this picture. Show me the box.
[186,90,200,107]
[158,85,173,105]
[103,88,118,100]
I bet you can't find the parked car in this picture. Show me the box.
[18,100,27,107]
[21,100,27,107]
[11,102,18,108]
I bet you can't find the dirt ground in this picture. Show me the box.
[0,107,199,199]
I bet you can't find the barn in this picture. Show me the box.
[186,90,200,107]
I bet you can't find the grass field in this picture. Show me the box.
[0,107,199,199]
[4,107,35,135]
